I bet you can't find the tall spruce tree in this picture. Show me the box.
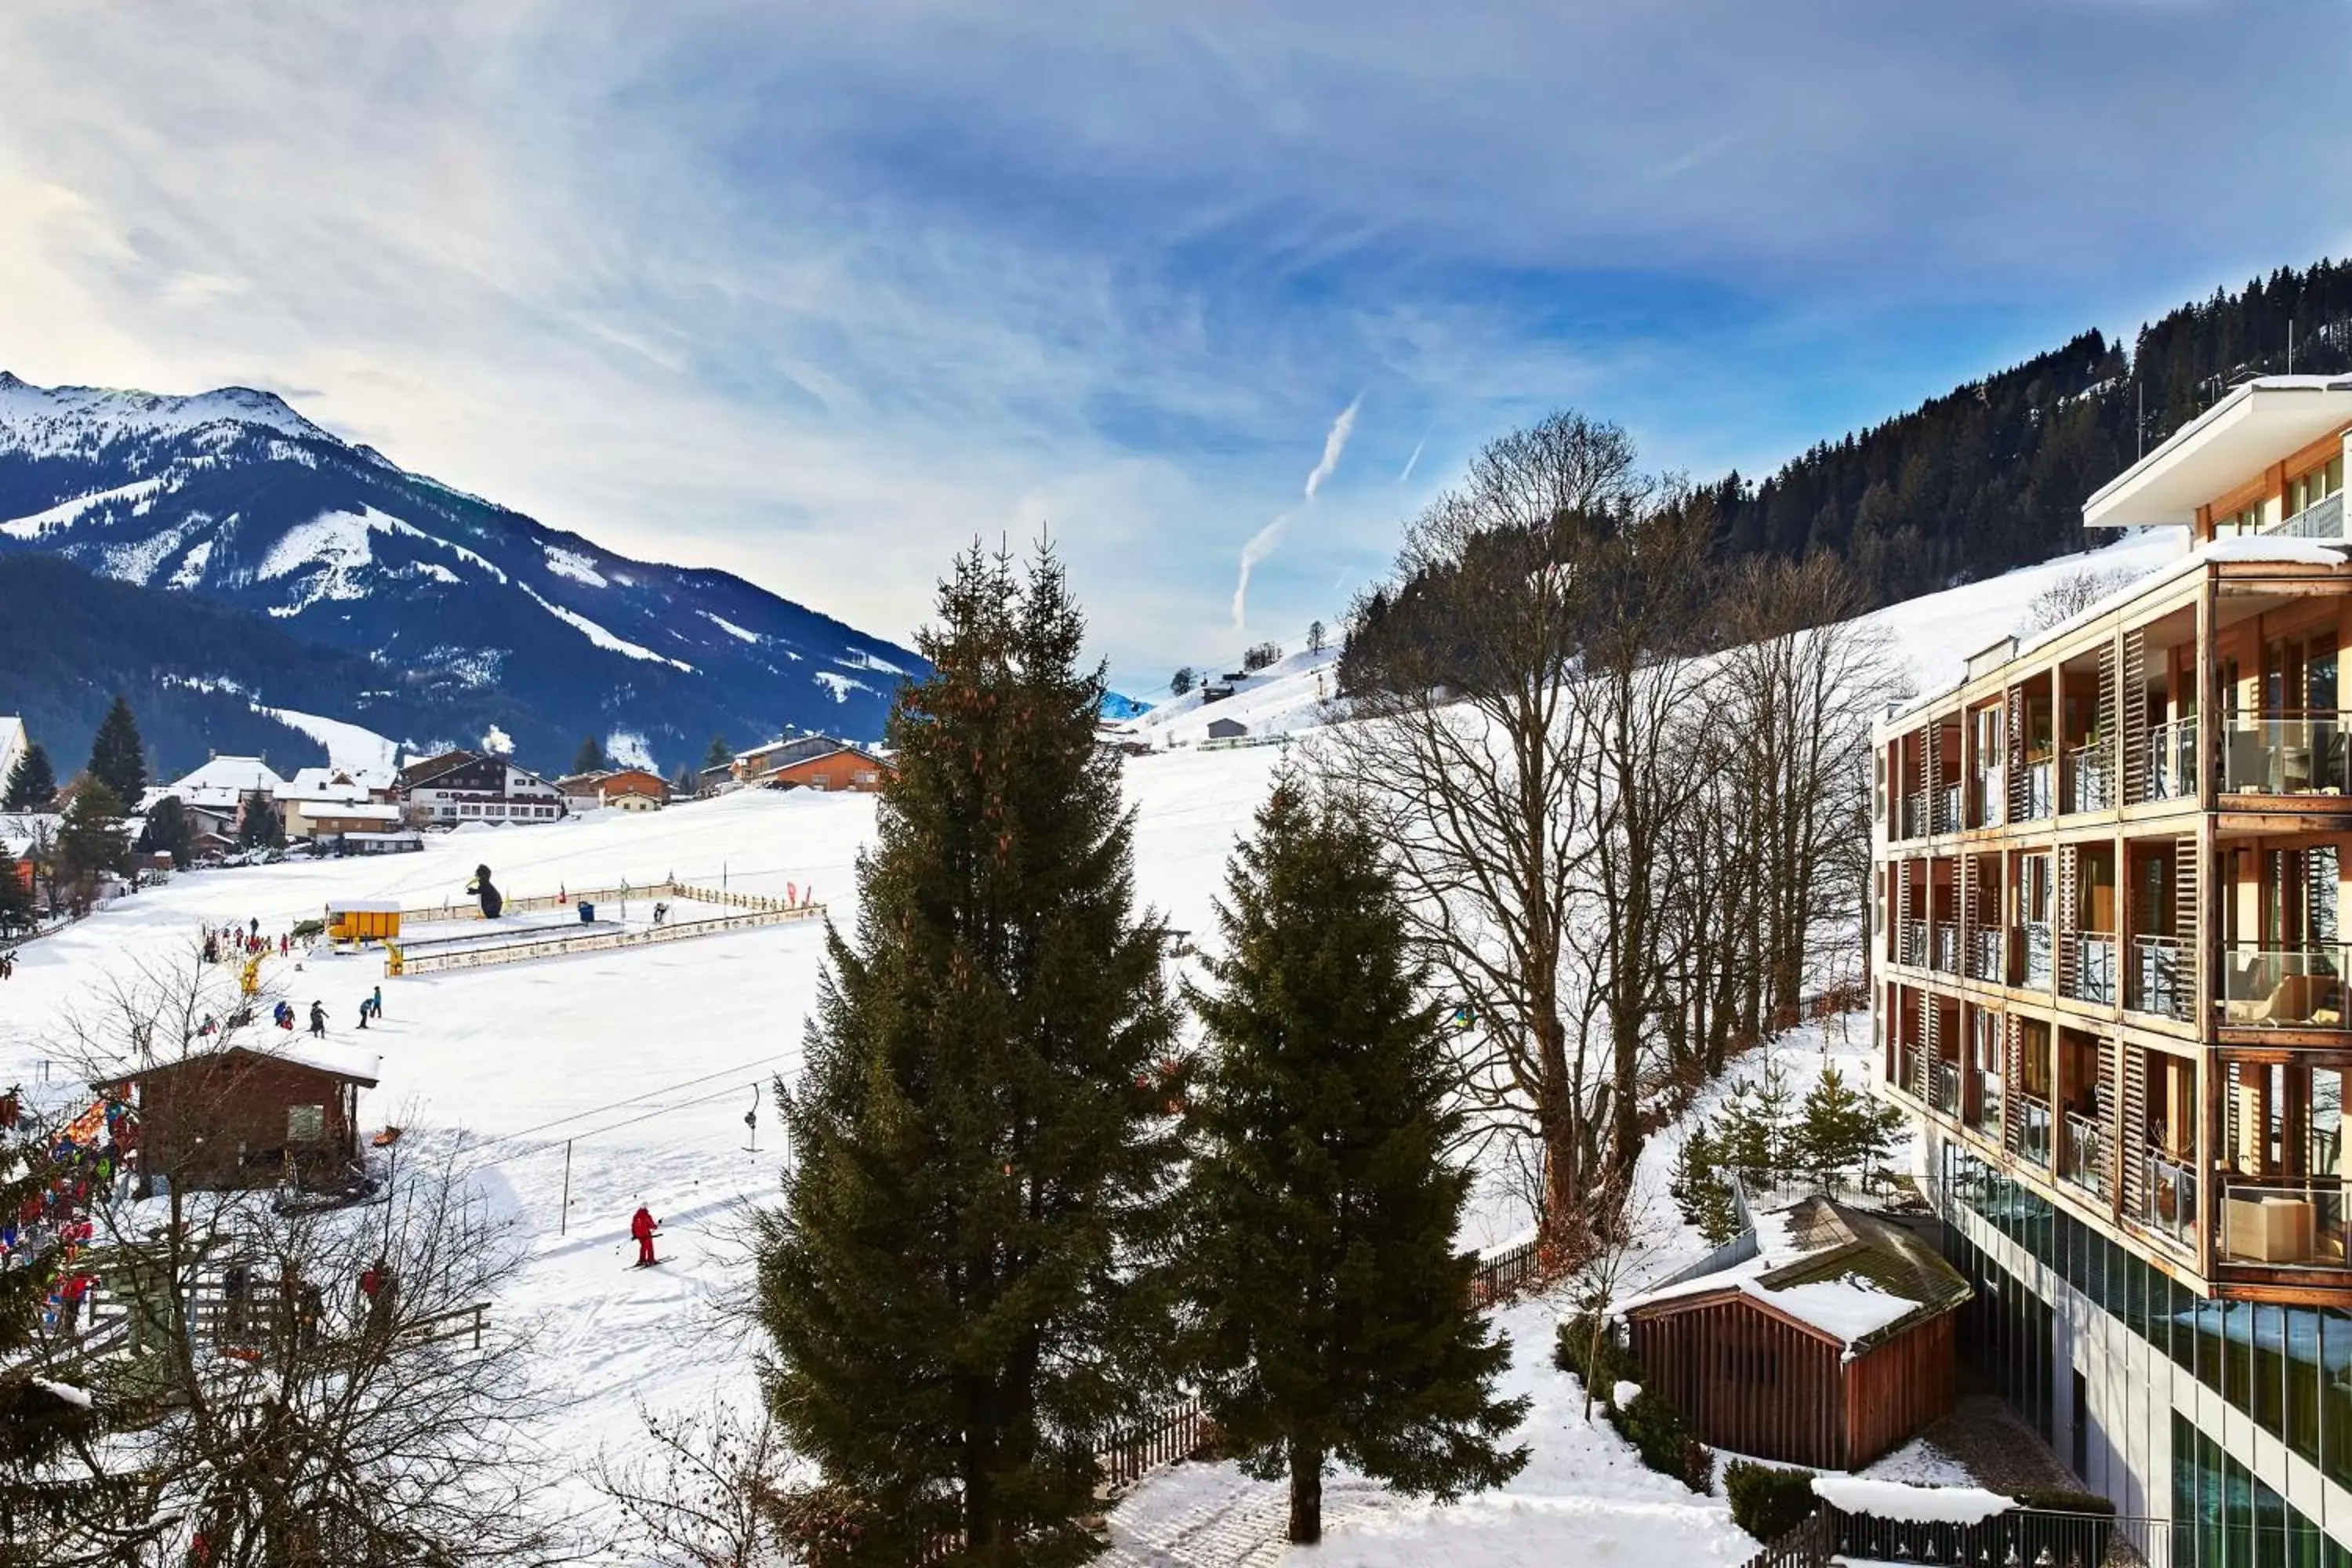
[703,734,731,769]
[84,697,145,807]
[1181,780,1529,1544]
[56,782,129,910]
[756,543,1182,1563]
[2,744,56,811]
[572,736,608,775]
[135,796,194,870]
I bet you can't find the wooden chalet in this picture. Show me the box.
[94,1044,380,1195]
[1622,1197,1969,1469]
[763,745,894,793]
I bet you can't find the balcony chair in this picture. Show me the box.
[2224,972,2342,1027]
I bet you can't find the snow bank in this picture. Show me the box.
[1810,1475,2014,1526]
[1612,1379,1642,1408]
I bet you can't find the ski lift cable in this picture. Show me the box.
[455,1081,764,1177]
[447,1048,798,1158]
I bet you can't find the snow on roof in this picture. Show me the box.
[281,765,387,802]
[1810,1475,2016,1526]
[96,1039,383,1088]
[166,755,287,804]
[326,898,401,914]
[298,802,402,822]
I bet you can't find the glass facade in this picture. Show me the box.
[1943,1143,2352,1559]
[2174,1414,2352,1566]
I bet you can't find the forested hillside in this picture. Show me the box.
[1707,258,2352,603]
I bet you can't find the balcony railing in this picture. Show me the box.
[2018,758,2054,821]
[2060,1111,2109,1197]
[1969,1069,2002,1136]
[2064,742,2113,814]
[2219,1178,2350,1269]
[1896,1049,1919,1100]
[2017,1096,2053,1167]
[1932,782,1961,835]
[2022,920,2053,989]
[1930,922,1958,973]
[2220,709,2350,796]
[2138,1149,2198,1251]
[2271,488,2345,541]
[2128,933,2190,1022]
[1903,789,1928,839]
[2148,715,2198,801]
[2219,942,2350,1029]
[1965,926,2003,982]
[1900,920,1927,967]
[1970,766,2003,828]
[2061,933,2118,1005]
[1931,1059,1961,1116]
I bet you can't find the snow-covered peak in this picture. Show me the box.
[0,370,332,455]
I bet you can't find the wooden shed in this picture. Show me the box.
[327,899,402,942]
[1622,1198,1969,1470]
[94,1044,380,1194]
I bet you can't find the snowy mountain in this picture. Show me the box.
[0,372,924,771]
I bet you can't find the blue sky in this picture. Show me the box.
[2,1,2348,691]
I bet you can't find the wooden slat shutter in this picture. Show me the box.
[2098,639,2121,809]
[2003,1014,2024,1153]
[2056,844,2080,995]
[1894,859,1911,964]
[2123,630,2149,804]
[2098,1033,2120,1210]
[1925,722,1943,833]
[2176,833,2200,1022]
[1958,855,1977,967]
[1918,990,1936,1101]
[2122,1042,2148,1218]
[2005,688,2028,822]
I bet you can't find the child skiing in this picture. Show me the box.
[307,1000,326,1038]
[630,1204,659,1267]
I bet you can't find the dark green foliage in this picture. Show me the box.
[1606,1389,1714,1494]
[1725,1461,1818,1541]
[572,736,608,775]
[56,780,128,897]
[1711,1058,1798,1185]
[135,795,194,869]
[2,743,56,811]
[85,696,146,807]
[0,841,31,934]
[1552,1315,1639,1388]
[1182,779,1529,1543]
[1668,1127,1742,1246]
[1792,1062,1907,1189]
[237,792,285,850]
[755,543,1183,1563]
[1240,641,1281,673]
[703,734,731,768]
[2016,1486,2115,1516]
[1169,666,1194,697]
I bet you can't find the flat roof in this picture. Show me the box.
[2084,376,2352,530]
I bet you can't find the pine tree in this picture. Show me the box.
[703,735,731,770]
[1169,666,1195,697]
[0,842,31,935]
[85,697,145,807]
[135,796,194,869]
[1667,1127,1741,1247]
[1182,780,1528,1544]
[756,543,1183,1562]
[237,791,284,850]
[572,736,608,775]
[56,781,129,910]
[0,1110,114,1555]
[2,744,56,811]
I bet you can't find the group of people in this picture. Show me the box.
[201,919,294,965]
[2,1102,135,1334]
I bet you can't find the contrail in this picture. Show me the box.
[1398,430,1428,484]
[1234,397,1359,630]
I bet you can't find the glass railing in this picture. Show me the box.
[2060,1111,2109,1196]
[2023,921,2053,989]
[1931,1059,1961,1116]
[1965,926,2003,982]
[2129,933,2190,1022]
[2149,716,2198,801]
[2218,1177,2351,1269]
[2063,933,2118,1005]
[1933,783,1961,834]
[2065,742,2113,813]
[2219,942,2350,1029]
[2140,1149,2199,1251]
[1970,1071,2002,1136]
[1930,923,1958,972]
[2220,710,2350,796]
[1969,767,2003,828]
[2019,758,2054,821]
[2018,1097,2053,1167]
[1896,1049,1920,1099]
[2271,488,2345,541]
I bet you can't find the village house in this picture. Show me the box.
[95,1041,380,1195]
[1205,717,1247,741]
[278,766,404,840]
[397,750,567,825]
[593,768,670,811]
[732,735,840,785]
[763,744,894,793]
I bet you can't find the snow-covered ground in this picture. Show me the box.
[0,528,2187,1561]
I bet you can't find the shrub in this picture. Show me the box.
[1725,1460,1817,1541]
[1606,1389,1714,1494]
[1552,1314,1638,1388]
[291,918,325,941]
[2015,1486,2114,1515]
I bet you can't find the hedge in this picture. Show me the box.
[1607,1389,1715,1494]
[1725,1460,1817,1541]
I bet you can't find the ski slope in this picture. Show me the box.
[0,528,2185,1563]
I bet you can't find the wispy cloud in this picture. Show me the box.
[1232,396,1360,630]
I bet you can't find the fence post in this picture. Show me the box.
[560,1140,572,1236]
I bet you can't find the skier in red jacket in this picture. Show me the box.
[630,1205,658,1267]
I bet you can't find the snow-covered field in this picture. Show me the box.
[0,527,2186,1563]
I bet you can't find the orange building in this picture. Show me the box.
[764,746,893,793]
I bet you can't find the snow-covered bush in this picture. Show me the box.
[1726,1460,1817,1541]
[1608,1388,1714,1494]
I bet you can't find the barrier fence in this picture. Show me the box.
[388,900,825,976]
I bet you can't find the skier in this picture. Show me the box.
[356,997,369,1029]
[307,1001,326,1039]
[630,1203,659,1267]
[370,985,383,1022]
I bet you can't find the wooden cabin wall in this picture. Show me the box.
[1628,1298,1847,1468]
[1843,1316,1957,1468]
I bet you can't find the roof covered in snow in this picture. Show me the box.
[93,1039,383,1090]
[164,754,288,807]
[1621,1196,1969,1355]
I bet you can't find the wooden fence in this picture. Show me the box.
[1468,1236,1559,1306]
[396,880,673,925]
[389,900,824,975]
[1735,1508,1834,1568]
[1098,1395,1210,1489]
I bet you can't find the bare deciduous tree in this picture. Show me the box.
[589,1399,786,1568]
